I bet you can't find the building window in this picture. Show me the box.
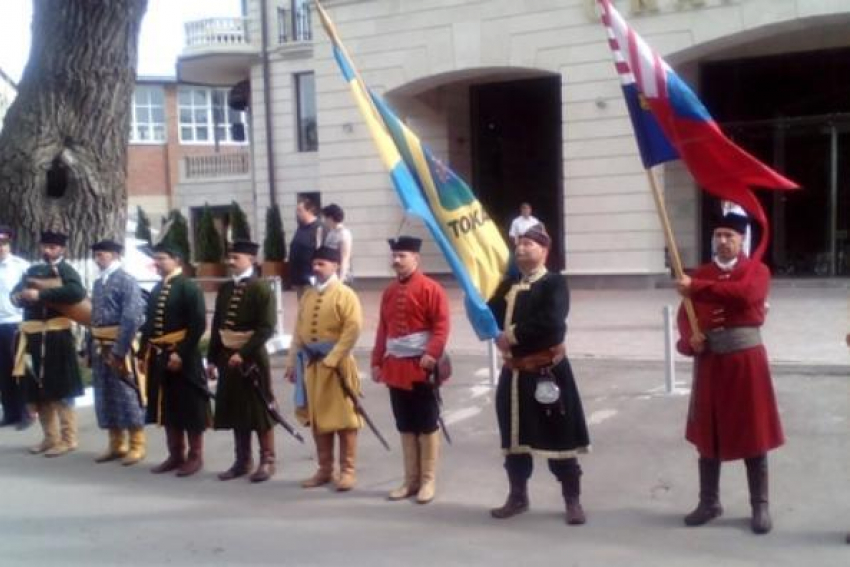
[130,86,166,143]
[278,0,312,44]
[295,72,317,152]
[178,87,248,145]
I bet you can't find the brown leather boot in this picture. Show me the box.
[122,427,146,466]
[302,432,335,488]
[30,402,59,454]
[684,457,723,526]
[416,431,440,504]
[218,430,253,480]
[250,429,276,483]
[176,432,204,477]
[560,458,586,525]
[745,455,772,535]
[95,429,128,463]
[490,478,529,519]
[388,433,420,500]
[45,402,77,457]
[335,429,358,492]
[151,427,185,474]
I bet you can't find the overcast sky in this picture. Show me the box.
[0,0,242,83]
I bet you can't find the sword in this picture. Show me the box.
[241,363,304,443]
[427,367,452,445]
[331,366,391,451]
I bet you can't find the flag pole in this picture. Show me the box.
[645,167,700,336]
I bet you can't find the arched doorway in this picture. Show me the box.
[387,68,564,270]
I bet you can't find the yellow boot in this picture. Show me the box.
[416,431,440,504]
[46,402,77,457]
[122,427,146,466]
[335,429,358,492]
[95,429,128,463]
[388,433,420,500]
[301,432,335,488]
[30,402,59,455]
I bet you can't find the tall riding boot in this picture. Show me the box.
[250,429,276,483]
[122,427,146,466]
[491,456,531,519]
[151,427,186,474]
[335,429,358,492]
[176,431,204,477]
[684,457,723,526]
[45,402,77,457]
[388,433,420,500]
[302,432,335,488]
[218,430,253,480]
[745,455,772,534]
[416,431,440,504]
[30,401,59,454]
[95,429,128,463]
[560,458,586,525]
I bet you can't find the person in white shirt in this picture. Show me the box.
[508,203,540,245]
[321,204,354,285]
[0,226,30,428]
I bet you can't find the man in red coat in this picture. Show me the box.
[371,236,450,504]
[676,212,784,535]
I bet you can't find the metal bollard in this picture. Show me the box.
[487,339,499,387]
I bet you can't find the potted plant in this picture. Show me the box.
[135,205,152,245]
[160,209,193,276]
[194,204,225,290]
[262,204,288,280]
[229,200,252,241]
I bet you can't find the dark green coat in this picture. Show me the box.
[208,276,276,432]
[139,273,209,432]
[12,260,85,402]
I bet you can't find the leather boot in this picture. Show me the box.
[301,432,335,488]
[250,429,276,483]
[490,477,529,519]
[218,430,253,480]
[388,433,420,500]
[559,458,586,525]
[45,402,77,457]
[416,431,440,504]
[95,429,128,463]
[151,427,186,474]
[122,427,147,466]
[176,432,204,477]
[684,457,723,526]
[335,429,358,492]
[30,402,59,454]
[746,455,772,535]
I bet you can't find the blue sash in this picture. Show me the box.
[294,341,335,408]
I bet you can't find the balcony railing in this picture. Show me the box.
[185,17,250,49]
[277,1,313,44]
[183,152,251,180]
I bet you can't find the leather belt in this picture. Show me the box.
[706,327,762,354]
[505,344,566,372]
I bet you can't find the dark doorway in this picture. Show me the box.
[470,76,564,270]
[699,46,850,275]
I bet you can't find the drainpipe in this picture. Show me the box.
[260,0,278,207]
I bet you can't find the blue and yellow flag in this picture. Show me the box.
[316,2,509,340]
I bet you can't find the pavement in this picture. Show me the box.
[1,280,849,566]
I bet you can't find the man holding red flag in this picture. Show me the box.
[675,211,784,535]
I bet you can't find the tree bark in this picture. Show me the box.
[0,0,148,258]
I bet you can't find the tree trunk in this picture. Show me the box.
[0,0,148,258]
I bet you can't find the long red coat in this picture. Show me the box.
[677,256,784,461]
[371,270,450,390]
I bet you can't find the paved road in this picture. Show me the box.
[1,355,849,566]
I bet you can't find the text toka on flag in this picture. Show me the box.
[598,0,798,262]
[315,2,509,340]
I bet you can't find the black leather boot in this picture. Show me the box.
[560,458,586,525]
[745,455,772,535]
[684,457,723,526]
[218,430,253,481]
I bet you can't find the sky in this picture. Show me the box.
[0,0,242,83]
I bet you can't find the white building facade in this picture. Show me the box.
[178,0,850,281]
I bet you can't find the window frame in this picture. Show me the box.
[177,86,249,146]
[295,72,318,152]
[129,85,166,144]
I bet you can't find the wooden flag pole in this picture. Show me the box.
[645,167,701,336]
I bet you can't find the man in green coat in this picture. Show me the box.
[207,240,277,483]
[140,243,209,477]
[11,230,86,457]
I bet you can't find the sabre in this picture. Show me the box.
[332,368,391,451]
[241,363,304,443]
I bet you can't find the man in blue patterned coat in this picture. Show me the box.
[89,240,147,466]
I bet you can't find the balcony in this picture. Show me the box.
[179,152,251,183]
[276,1,314,57]
[177,18,259,86]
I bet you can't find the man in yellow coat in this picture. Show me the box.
[285,246,363,491]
